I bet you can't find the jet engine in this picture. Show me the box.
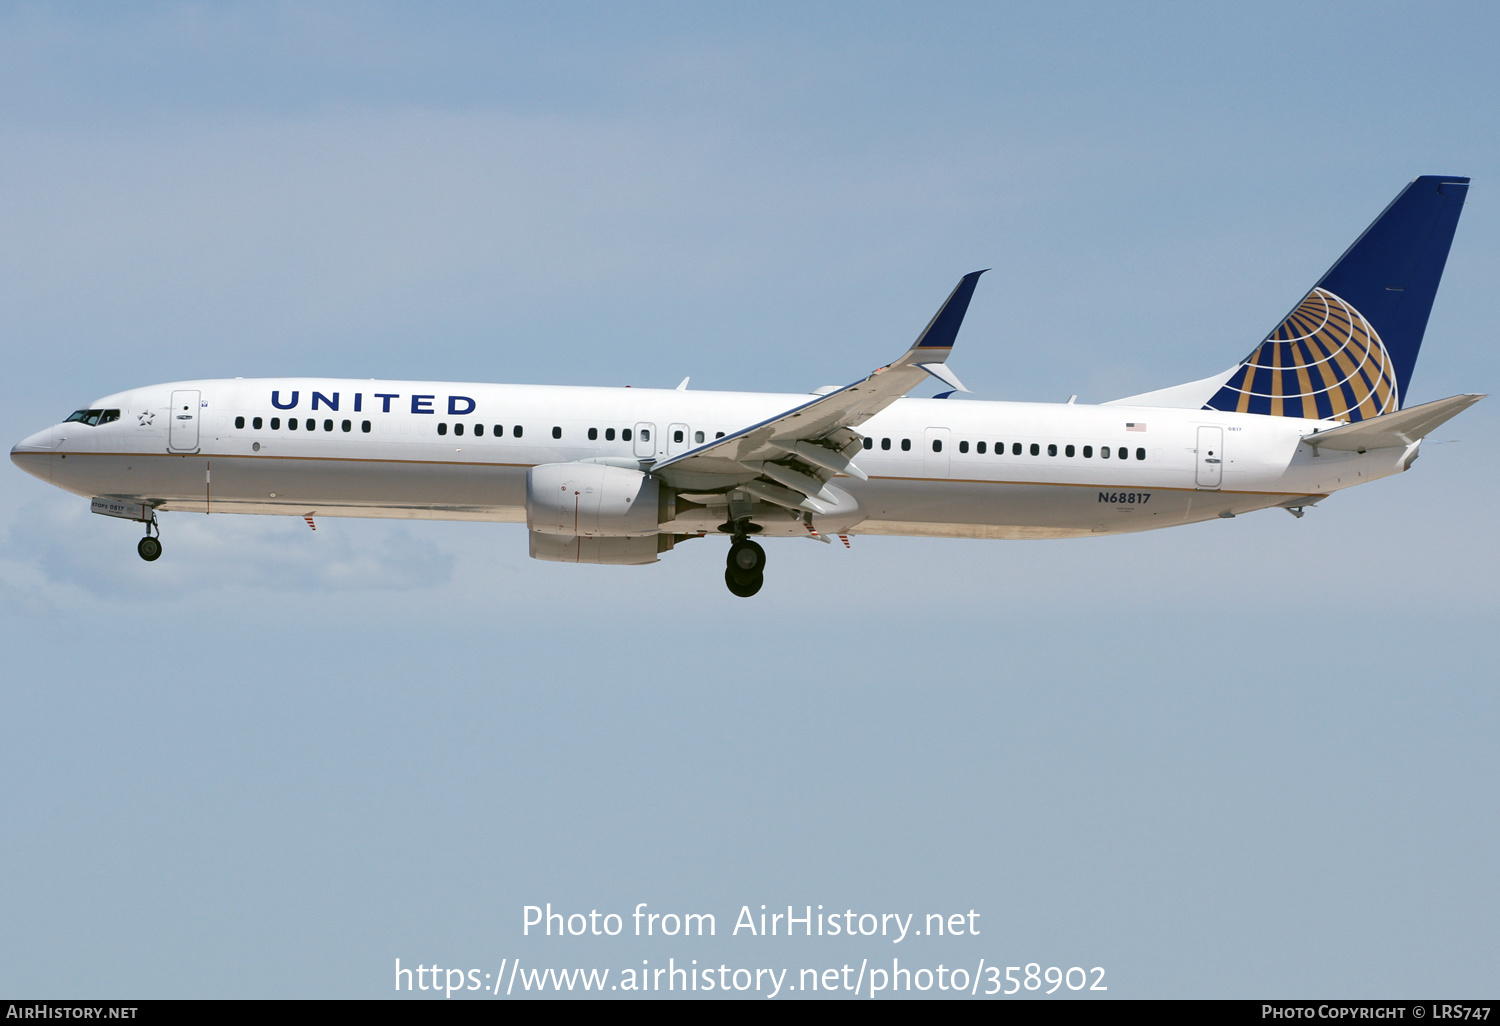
[526,462,668,538]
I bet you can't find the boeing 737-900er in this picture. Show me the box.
[10,176,1484,596]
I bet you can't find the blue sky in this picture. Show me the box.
[2,2,1496,998]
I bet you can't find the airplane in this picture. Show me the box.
[10,175,1482,597]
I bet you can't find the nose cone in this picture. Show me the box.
[11,426,58,482]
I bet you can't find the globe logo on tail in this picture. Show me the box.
[1204,287,1398,421]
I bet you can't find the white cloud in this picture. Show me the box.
[0,490,453,613]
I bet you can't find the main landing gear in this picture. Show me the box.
[717,514,766,597]
[724,538,766,598]
[137,512,162,562]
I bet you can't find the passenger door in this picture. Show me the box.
[667,423,691,456]
[169,390,201,452]
[1195,426,1223,489]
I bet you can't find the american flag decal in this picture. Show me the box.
[1126,422,1147,431]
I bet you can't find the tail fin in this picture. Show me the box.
[1111,177,1470,419]
[1203,175,1469,421]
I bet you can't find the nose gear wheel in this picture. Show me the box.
[136,510,162,561]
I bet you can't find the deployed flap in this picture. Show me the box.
[651,271,987,497]
[1302,393,1484,451]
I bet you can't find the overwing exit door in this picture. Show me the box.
[923,427,951,478]
[633,423,656,459]
[1196,426,1223,489]
[169,390,201,451]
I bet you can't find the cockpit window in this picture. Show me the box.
[63,409,119,426]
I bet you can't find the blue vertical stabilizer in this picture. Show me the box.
[1204,176,1468,421]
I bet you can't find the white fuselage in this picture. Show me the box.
[11,377,1413,540]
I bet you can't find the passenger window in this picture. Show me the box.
[1083,445,1092,458]
[1030,443,1039,456]
[931,439,942,452]
[863,437,873,449]
[958,440,968,453]
[552,426,562,439]
[1100,445,1109,458]
[361,421,371,433]
[900,438,911,451]
[288,418,298,431]
[715,431,725,438]
[588,428,598,440]
[1065,444,1074,457]
[235,416,245,429]
[271,417,281,430]
[514,425,523,438]
[323,419,333,431]
[1012,443,1022,456]
[438,423,448,436]
[640,429,650,441]
[1136,447,1146,460]
[475,424,484,437]
[622,428,632,441]
[1047,443,1057,456]
[1118,446,1127,459]
[695,431,705,443]
[342,419,352,432]
[881,438,891,450]
[673,429,684,443]
[494,425,503,437]
[976,441,986,454]
[605,428,615,441]
[253,417,263,430]
[454,423,464,436]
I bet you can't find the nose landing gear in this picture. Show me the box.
[137,511,162,561]
[725,537,766,598]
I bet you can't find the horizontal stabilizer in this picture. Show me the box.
[1303,394,1484,451]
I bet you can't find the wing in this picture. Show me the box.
[651,270,987,511]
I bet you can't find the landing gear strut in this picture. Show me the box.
[725,537,766,598]
[137,512,162,562]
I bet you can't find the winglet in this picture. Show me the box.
[909,269,988,353]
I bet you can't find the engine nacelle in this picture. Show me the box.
[528,532,671,565]
[526,462,662,537]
